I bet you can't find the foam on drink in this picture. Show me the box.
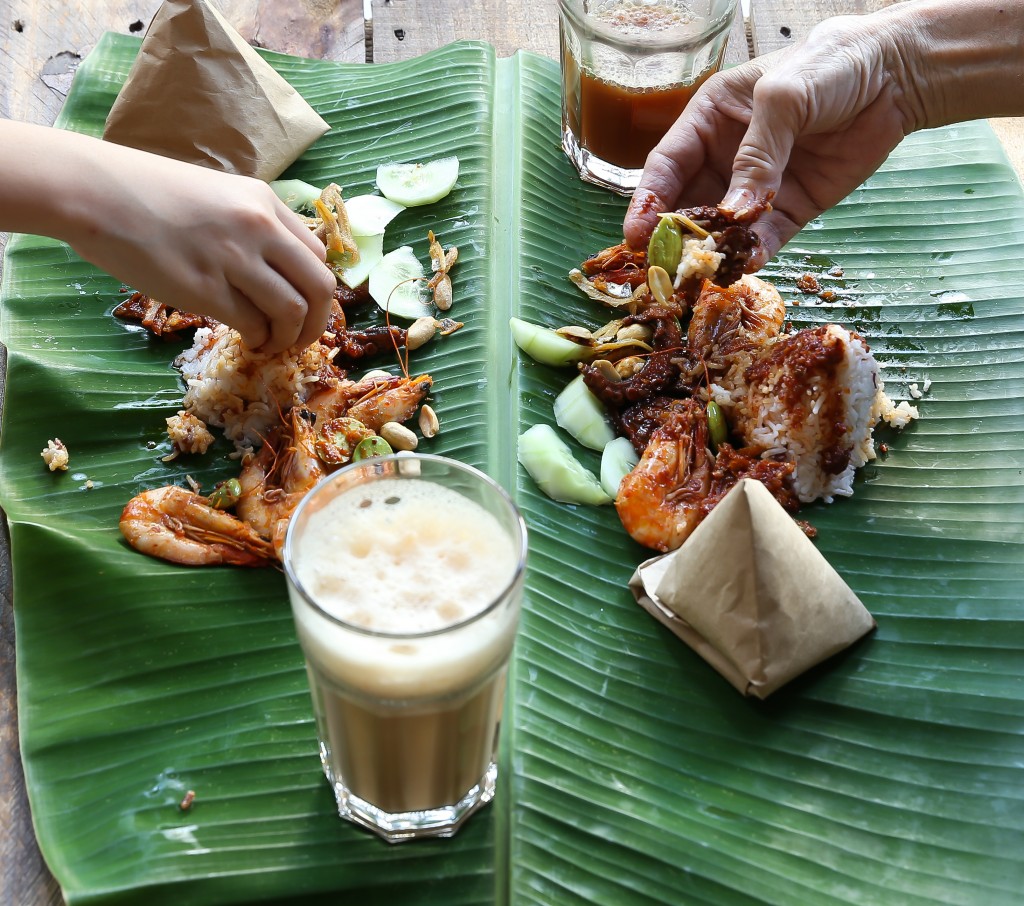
[289,474,522,701]
[592,0,697,37]
[294,478,517,634]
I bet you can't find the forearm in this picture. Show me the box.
[0,120,107,245]
[877,0,1024,130]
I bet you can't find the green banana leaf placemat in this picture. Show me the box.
[1,33,1022,906]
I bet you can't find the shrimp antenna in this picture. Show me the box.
[384,277,427,381]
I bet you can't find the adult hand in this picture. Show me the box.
[623,14,919,269]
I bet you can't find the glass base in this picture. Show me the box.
[321,747,498,843]
[562,126,640,196]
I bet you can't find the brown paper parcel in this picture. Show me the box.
[629,478,875,699]
[103,0,329,181]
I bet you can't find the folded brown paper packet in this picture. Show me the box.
[629,478,875,699]
[103,0,329,181]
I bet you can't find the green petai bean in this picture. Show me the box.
[208,478,241,510]
[647,216,684,274]
[706,400,728,450]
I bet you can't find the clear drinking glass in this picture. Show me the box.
[282,454,527,843]
[559,0,739,194]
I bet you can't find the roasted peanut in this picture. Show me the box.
[406,317,437,351]
[418,404,439,438]
[380,421,418,451]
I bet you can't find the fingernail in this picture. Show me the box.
[746,246,768,272]
[720,186,756,216]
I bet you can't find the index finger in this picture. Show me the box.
[273,197,329,263]
[624,132,707,250]
[267,202,337,348]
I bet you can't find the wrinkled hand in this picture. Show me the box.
[623,16,920,269]
[69,145,336,354]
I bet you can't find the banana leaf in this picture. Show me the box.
[1,33,1022,906]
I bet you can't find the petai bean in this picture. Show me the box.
[706,400,728,449]
[647,216,684,274]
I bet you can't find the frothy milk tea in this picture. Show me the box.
[289,477,521,821]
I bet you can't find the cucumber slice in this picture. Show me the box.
[367,246,433,319]
[376,156,460,206]
[510,317,596,367]
[600,436,639,500]
[554,375,615,451]
[517,424,612,506]
[339,233,385,289]
[345,194,406,236]
[269,178,321,213]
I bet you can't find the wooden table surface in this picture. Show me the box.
[1,2,1021,904]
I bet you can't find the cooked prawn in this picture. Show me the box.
[305,373,432,432]
[237,406,325,553]
[686,274,786,366]
[119,486,275,567]
[615,399,713,552]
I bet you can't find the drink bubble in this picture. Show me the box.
[591,0,697,36]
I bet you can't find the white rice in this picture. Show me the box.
[874,390,919,429]
[41,438,69,472]
[675,236,724,285]
[714,324,913,504]
[174,324,335,450]
[165,410,215,457]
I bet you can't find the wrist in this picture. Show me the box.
[882,0,1024,129]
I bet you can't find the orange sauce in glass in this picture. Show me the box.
[563,57,716,170]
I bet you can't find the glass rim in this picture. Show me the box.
[282,453,528,641]
[558,0,738,52]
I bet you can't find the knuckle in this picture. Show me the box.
[318,267,337,297]
[235,203,276,233]
[242,320,270,350]
[751,73,798,108]
[282,294,308,321]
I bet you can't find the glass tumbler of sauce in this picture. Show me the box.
[559,0,739,194]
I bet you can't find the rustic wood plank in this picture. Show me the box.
[370,0,749,66]
[726,5,751,66]
[0,1,365,128]
[222,0,366,63]
[371,0,561,62]
[749,0,890,56]
[0,2,162,125]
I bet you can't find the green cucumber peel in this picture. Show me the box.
[517,423,612,506]
[338,233,385,288]
[368,246,433,319]
[269,179,322,213]
[376,156,460,207]
[554,375,615,452]
[509,318,597,367]
[600,436,639,500]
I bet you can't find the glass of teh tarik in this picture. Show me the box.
[559,0,739,194]
[283,454,527,843]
